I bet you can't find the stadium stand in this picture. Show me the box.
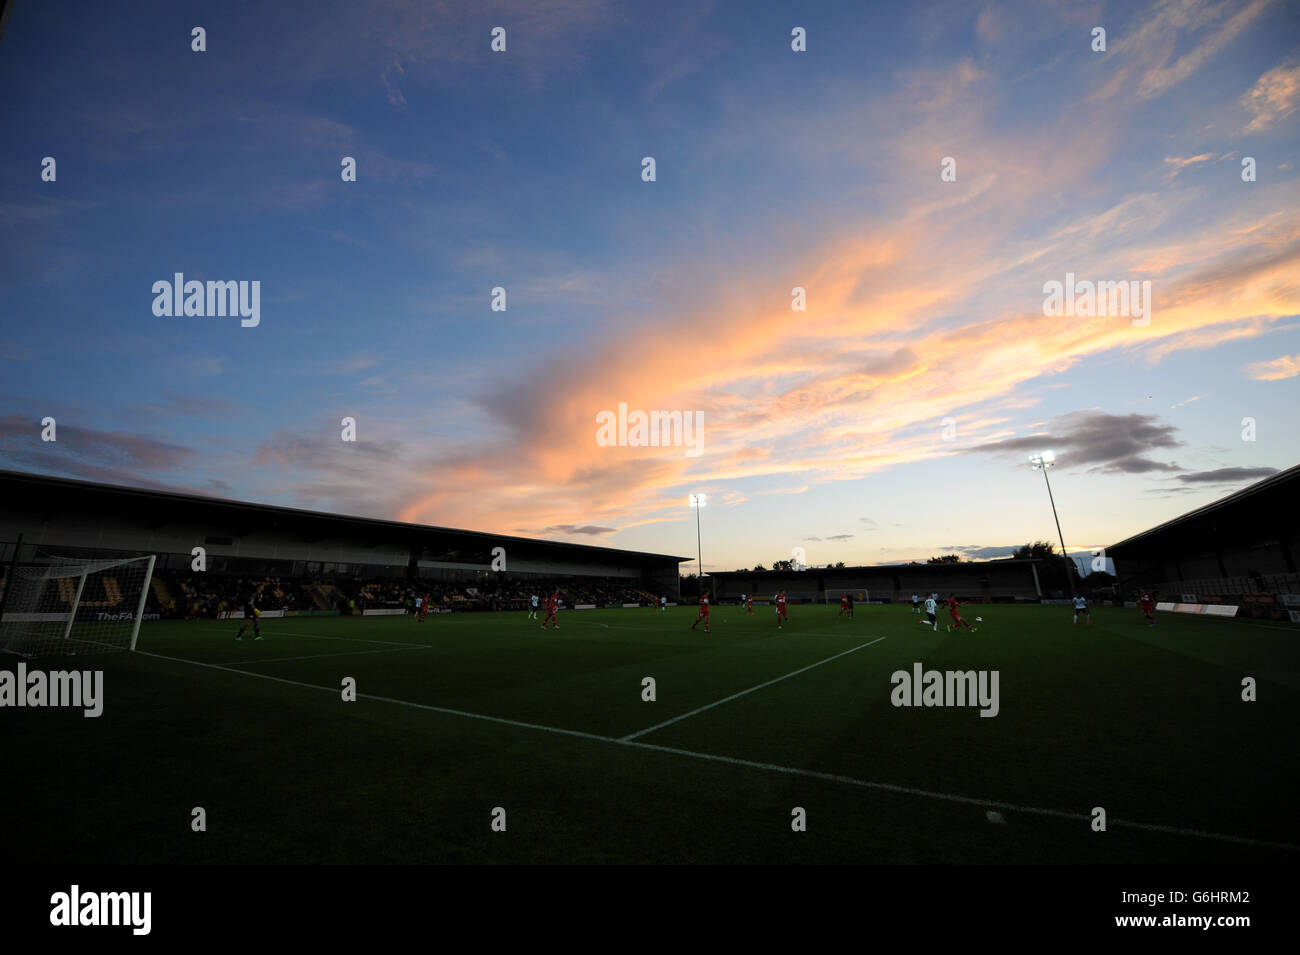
[0,470,690,618]
[710,558,1046,604]
[1107,464,1300,621]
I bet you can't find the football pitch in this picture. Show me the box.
[6,604,1299,864]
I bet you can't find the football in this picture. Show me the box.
[976,616,983,622]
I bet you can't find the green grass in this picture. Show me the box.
[4,603,1298,864]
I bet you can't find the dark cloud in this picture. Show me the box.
[942,545,1022,559]
[251,428,404,471]
[540,524,615,536]
[0,413,195,472]
[242,425,422,518]
[965,411,1182,473]
[279,478,409,516]
[854,347,918,378]
[1175,466,1278,484]
[125,393,241,419]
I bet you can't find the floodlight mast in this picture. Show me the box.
[689,494,707,599]
[1029,452,1076,598]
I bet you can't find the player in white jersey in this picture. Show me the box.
[911,593,921,614]
[529,594,539,619]
[1072,595,1090,625]
[916,595,938,631]
[659,595,667,611]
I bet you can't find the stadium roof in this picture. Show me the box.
[0,469,690,567]
[1107,463,1300,557]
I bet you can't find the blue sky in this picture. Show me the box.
[1,0,1297,570]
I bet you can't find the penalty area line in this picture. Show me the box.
[133,648,1300,854]
[620,637,886,741]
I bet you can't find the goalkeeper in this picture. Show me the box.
[234,585,265,641]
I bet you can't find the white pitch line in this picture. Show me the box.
[220,644,433,667]
[616,740,1300,852]
[620,637,886,741]
[133,647,1300,854]
[136,650,614,745]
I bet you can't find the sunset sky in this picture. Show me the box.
[1,0,1297,571]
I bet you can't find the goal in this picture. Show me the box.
[0,554,157,658]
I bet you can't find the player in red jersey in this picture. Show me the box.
[691,592,711,632]
[1138,592,1156,627]
[745,594,754,615]
[945,594,976,632]
[775,591,788,629]
[838,593,851,617]
[418,593,431,623]
[541,591,560,630]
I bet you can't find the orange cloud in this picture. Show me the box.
[1245,354,1300,380]
[1242,59,1300,132]
[393,208,1299,540]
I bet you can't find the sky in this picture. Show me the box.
[0,0,1297,572]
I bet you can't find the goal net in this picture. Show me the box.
[0,554,156,658]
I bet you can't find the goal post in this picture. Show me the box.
[129,555,156,651]
[0,554,157,659]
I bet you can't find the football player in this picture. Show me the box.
[691,592,711,633]
[917,594,938,631]
[1072,594,1091,625]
